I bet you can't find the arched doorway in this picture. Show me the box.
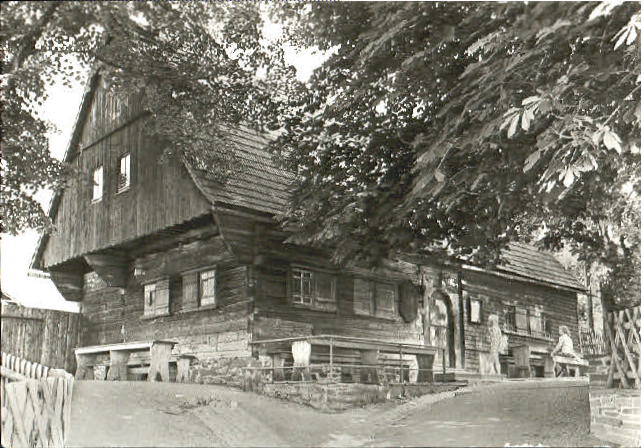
[429,291,456,368]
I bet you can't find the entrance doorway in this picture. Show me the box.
[429,291,456,368]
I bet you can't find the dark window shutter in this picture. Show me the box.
[399,280,419,322]
[155,279,170,315]
[182,272,199,311]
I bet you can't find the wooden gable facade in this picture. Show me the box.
[33,75,586,382]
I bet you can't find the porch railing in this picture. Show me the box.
[248,334,440,386]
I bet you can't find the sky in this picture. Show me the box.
[0,40,327,313]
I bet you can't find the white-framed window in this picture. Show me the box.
[117,153,131,192]
[92,166,103,202]
[291,268,337,311]
[199,269,216,306]
[292,268,313,305]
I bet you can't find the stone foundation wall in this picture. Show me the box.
[260,382,460,411]
[587,355,640,447]
[589,387,640,447]
[188,355,270,387]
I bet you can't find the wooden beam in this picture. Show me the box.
[84,254,129,288]
[49,270,83,302]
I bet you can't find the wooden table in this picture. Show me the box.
[510,343,551,378]
[74,340,177,382]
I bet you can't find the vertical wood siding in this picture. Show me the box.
[0,303,81,373]
[42,88,211,268]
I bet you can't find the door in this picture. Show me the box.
[429,292,456,368]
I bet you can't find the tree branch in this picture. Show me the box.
[9,2,61,74]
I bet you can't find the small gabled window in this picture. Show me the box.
[92,166,103,202]
[199,269,216,306]
[117,153,131,192]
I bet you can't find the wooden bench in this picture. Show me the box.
[74,340,177,382]
[549,355,589,377]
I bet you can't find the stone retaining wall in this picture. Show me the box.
[587,355,640,447]
[260,382,460,411]
[589,387,640,447]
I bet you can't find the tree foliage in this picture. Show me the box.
[1,1,291,234]
[268,2,640,306]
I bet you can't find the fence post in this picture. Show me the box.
[329,337,334,382]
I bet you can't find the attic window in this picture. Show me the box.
[117,153,131,192]
[92,166,103,202]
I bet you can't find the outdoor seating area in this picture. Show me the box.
[74,340,177,382]
[507,343,588,378]
[251,335,438,384]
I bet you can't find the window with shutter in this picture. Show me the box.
[181,271,199,311]
[144,283,156,317]
[515,307,529,332]
[292,269,313,305]
[291,268,336,311]
[353,278,397,319]
[353,278,373,316]
[155,279,170,315]
[199,270,216,306]
[504,305,516,331]
[374,282,396,318]
[529,306,543,337]
[143,279,170,317]
[314,271,337,312]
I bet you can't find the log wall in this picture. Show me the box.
[79,235,253,360]
[460,270,580,372]
[0,303,81,373]
[252,260,425,346]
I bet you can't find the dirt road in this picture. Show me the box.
[67,379,609,447]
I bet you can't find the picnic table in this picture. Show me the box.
[74,340,177,382]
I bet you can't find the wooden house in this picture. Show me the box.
[31,74,586,384]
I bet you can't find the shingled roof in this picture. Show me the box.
[498,243,584,291]
[184,126,292,215]
[195,133,583,291]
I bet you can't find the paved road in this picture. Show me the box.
[355,379,611,447]
[67,379,609,447]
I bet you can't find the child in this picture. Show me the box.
[551,325,583,363]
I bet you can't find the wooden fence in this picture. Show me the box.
[579,327,607,356]
[605,305,640,389]
[1,353,74,448]
[1,302,81,373]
